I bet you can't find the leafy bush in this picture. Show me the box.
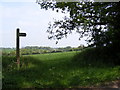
[73,47,120,67]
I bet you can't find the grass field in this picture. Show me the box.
[2,50,120,88]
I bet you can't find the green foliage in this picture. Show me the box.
[2,50,120,88]
[2,56,17,71]
[2,46,82,56]
[2,48,16,56]
[38,2,120,55]
[39,2,120,64]
[73,47,118,67]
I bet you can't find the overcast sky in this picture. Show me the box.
[0,1,87,48]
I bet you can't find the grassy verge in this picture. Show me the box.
[2,50,120,88]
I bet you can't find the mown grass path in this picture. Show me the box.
[2,51,120,88]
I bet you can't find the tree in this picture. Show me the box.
[37,2,120,52]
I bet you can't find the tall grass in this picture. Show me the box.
[73,48,116,67]
[2,50,120,88]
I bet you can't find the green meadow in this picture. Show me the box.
[2,49,120,88]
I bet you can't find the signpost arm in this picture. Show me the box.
[16,28,20,69]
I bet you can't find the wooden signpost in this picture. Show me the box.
[16,28,26,69]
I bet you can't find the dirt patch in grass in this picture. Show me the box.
[98,80,120,88]
[84,80,120,88]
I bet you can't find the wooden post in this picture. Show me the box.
[16,28,20,69]
[16,28,26,70]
